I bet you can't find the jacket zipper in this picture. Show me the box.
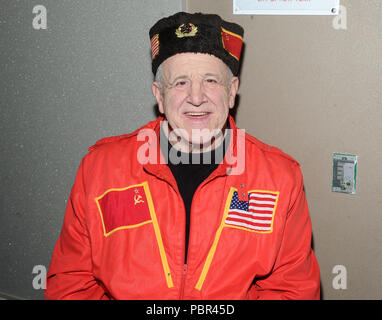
[179,171,227,297]
[175,187,188,300]
[179,263,187,299]
[171,163,228,299]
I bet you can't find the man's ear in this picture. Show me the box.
[229,77,239,109]
[152,82,164,114]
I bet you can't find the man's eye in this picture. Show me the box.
[175,80,188,87]
[205,78,218,84]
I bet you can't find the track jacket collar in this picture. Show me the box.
[142,116,248,199]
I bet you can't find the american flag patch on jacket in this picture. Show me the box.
[225,190,279,233]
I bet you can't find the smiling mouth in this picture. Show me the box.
[184,112,210,117]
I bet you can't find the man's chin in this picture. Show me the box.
[187,131,225,153]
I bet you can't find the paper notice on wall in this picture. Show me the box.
[233,0,340,15]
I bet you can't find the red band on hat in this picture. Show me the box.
[221,27,243,61]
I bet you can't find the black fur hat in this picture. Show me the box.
[149,12,244,76]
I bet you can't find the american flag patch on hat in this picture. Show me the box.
[225,190,279,233]
[151,34,159,60]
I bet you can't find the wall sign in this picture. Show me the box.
[233,0,340,15]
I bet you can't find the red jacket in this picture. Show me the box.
[45,116,320,299]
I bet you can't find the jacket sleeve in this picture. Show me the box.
[248,165,320,300]
[45,158,109,300]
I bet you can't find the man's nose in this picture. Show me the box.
[188,81,206,106]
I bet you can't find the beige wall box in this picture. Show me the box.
[332,153,357,194]
[233,0,340,15]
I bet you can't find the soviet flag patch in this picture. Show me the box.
[95,183,152,236]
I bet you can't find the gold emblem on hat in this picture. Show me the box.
[175,23,198,38]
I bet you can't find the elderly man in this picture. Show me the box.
[45,12,320,300]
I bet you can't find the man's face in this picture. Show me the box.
[152,53,239,149]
